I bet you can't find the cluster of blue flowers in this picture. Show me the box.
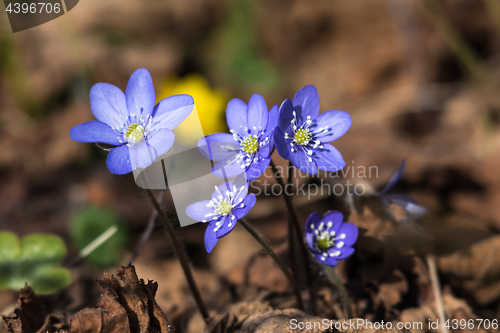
[189,82,354,255]
[69,68,422,266]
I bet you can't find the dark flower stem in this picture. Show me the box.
[145,188,210,322]
[238,218,304,310]
[286,161,298,277]
[270,159,316,313]
[323,265,353,319]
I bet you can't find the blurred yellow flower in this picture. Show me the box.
[157,74,228,145]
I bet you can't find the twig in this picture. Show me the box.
[67,226,118,267]
[427,255,448,333]
[129,190,166,263]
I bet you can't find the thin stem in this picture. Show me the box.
[145,188,210,322]
[286,161,298,278]
[238,219,304,310]
[129,190,165,263]
[416,0,488,86]
[323,265,353,319]
[270,159,317,314]
[427,255,448,333]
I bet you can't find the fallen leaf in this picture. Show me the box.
[2,265,171,333]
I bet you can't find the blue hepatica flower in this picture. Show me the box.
[186,179,256,253]
[305,211,358,266]
[199,94,278,180]
[379,160,428,222]
[70,68,194,175]
[274,85,352,174]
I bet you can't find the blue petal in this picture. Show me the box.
[400,202,428,222]
[323,257,339,266]
[186,200,214,222]
[332,246,354,260]
[211,156,246,179]
[130,140,157,170]
[305,212,322,235]
[153,94,195,130]
[306,233,314,251]
[247,94,268,135]
[204,222,219,253]
[266,134,275,156]
[106,144,132,175]
[312,110,352,143]
[231,194,256,221]
[314,252,338,266]
[278,99,294,134]
[226,98,248,137]
[273,129,290,160]
[382,194,428,222]
[233,176,250,202]
[147,129,175,157]
[380,160,406,194]
[198,133,239,162]
[69,121,122,145]
[264,104,280,137]
[322,211,344,234]
[245,155,271,180]
[290,150,317,174]
[258,140,272,158]
[90,83,128,129]
[292,85,320,121]
[241,193,256,216]
[313,144,346,172]
[336,222,358,247]
[126,69,156,121]
[216,215,238,238]
[211,181,235,201]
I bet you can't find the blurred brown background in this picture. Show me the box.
[2,0,500,332]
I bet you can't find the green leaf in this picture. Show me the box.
[20,234,66,266]
[71,207,128,268]
[0,232,71,294]
[0,231,21,262]
[29,267,72,295]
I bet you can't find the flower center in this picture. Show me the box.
[294,128,312,146]
[316,231,334,250]
[214,199,233,215]
[240,136,259,154]
[126,123,145,143]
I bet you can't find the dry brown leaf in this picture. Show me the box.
[195,301,410,333]
[400,291,485,333]
[438,235,500,305]
[2,285,49,333]
[2,265,170,333]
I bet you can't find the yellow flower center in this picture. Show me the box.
[316,232,334,251]
[295,128,312,146]
[126,123,145,143]
[214,199,233,215]
[241,136,259,154]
